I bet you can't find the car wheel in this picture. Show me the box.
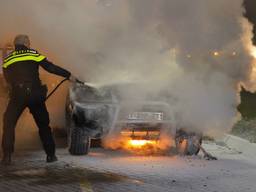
[186,135,202,155]
[175,131,202,156]
[68,121,91,155]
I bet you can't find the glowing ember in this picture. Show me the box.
[213,51,220,56]
[128,140,157,147]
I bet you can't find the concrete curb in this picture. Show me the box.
[223,134,256,158]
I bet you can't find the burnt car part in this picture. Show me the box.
[175,129,202,156]
[195,141,218,160]
[66,82,118,155]
[175,129,217,160]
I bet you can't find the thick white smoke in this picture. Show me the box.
[0,0,256,137]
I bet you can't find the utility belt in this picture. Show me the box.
[13,82,36,89]
[10,83,48,99]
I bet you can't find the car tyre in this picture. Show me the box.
[175,131,202,156]
[68,121,91,155]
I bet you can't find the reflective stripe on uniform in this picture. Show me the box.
[3,54,46,68]
[4,52,40,63]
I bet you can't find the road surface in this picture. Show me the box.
[0,142,256,192]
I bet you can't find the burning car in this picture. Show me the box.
[65,82,202,156]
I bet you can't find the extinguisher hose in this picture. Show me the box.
[45,78,69,101]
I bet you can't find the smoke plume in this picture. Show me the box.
[1,0,256,139]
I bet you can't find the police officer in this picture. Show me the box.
[1,34,77,165]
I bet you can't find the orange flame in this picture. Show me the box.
[124,139,161,155]
[102,134,174,155]
[128,139,157,148]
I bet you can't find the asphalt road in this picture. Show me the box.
[0,142,255,192]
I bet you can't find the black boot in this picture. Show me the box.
[1,153,12,166]
[46,155,58,163]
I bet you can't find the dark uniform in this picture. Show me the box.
[2,45,71,158]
